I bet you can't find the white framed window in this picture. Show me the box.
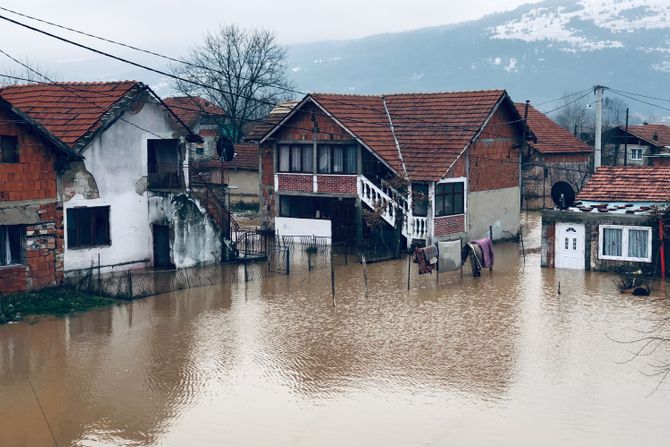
[630,147,643,161]
[598,225,652,262]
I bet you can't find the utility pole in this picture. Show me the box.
[623,107,629,166]
[594,85,605,170]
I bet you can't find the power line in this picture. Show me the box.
[533,88,594,108]
[608,89,670,114]
[607,87,670,104]
[0,10,547,136]
[540,91,593,115]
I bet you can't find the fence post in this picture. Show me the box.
[330,246,336,307]
[407,251,411,291]
[98,253,101,295]
[127,270,133,299]
[489,225,493,272]
[285,248,290,275]
[362,254,368,298]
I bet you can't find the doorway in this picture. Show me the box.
[555,222,585,269]
[153,224,173,269]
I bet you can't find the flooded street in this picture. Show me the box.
[2,214,670,446]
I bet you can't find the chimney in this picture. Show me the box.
[653,132,659,142]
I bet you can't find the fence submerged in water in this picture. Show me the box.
[64,233,394,300]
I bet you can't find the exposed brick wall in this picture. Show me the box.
[469,103,521,192]
[0,202,63,294]
[275,103,353,142]
[277,174,313,192]
[434,214,465,237]
[259,145,276,228]
[0,108,58,202]
[317,175,357,195]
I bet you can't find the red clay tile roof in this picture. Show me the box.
[307,90,512,181]
[625,124,670,148]
[163,96,225,128]
[577,166,670,202]
[225,144,258,170]
[245,102,297,142]
[0,81,139,148]
[515,103,592,154]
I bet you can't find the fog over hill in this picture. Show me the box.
[286,0,670,120]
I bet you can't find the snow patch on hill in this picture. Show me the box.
[490,0,670,51]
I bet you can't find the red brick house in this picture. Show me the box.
[604,123,670,166]
[0,97,79,293]
[257,90,532,246]
[516,103,593,209]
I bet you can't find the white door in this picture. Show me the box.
[555,223,585,269]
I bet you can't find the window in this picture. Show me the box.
[279,196,316,218]
[278,144,312,173]
[435,182,465,217]
[0,225,23,266]
[317,145,356,174]
[412,184,429,217]
[67,206,111,249]
[0,135,19,163]
[630,148,643,161]
[599,225,651,262]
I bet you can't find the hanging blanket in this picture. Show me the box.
[473,237,494,268]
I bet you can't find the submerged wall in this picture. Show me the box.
[467,186,520,241]
[169,195,222,268]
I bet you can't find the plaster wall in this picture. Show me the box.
[467,186,520,241]
[63,102,176,271]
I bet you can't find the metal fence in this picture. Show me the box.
[64,237,395,300]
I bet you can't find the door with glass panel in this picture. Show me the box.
[555,223,585,269]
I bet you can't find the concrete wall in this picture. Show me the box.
[275,217,332,242]
[467,186,520,241]
[63,101,177,272]
[541,209,658,273]
[228,170,259,204]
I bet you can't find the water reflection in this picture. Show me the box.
[1,213,670,446]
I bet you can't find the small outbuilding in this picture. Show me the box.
[541,166,669,273]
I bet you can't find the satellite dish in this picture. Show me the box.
[216,136,235,161]
[551,181,576,210]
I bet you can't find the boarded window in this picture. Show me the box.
[67,206,111,248]
[0,225,23,265]
[0,135,19,163]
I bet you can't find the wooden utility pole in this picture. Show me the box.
[623,107,629,166]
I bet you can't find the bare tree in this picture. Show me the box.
[0,58,57,86]
[172,25,295,143]
[553,91,628,139]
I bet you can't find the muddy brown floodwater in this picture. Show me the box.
[2,213,670,446]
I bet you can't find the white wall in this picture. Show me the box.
[275,217,332,243]
[467,186,520,241]
[64,101,176,272]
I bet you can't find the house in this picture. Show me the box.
[162,96,226,162]
[0,97,80,293]
[604,123,670,166]
[541,166,668,272]
[164,96,260,208]
[1,81,231,277]
[516,103,593,210]
[257,90,532,247]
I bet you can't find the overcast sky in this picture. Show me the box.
[0,0,540,64]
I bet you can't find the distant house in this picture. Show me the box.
[0,97,79,293]
[541,166,668,272]
[516,103,592,209]
[1,82,230,276]
[257,90,532,246]
[163,96,225,162]
[604,124,670,166]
